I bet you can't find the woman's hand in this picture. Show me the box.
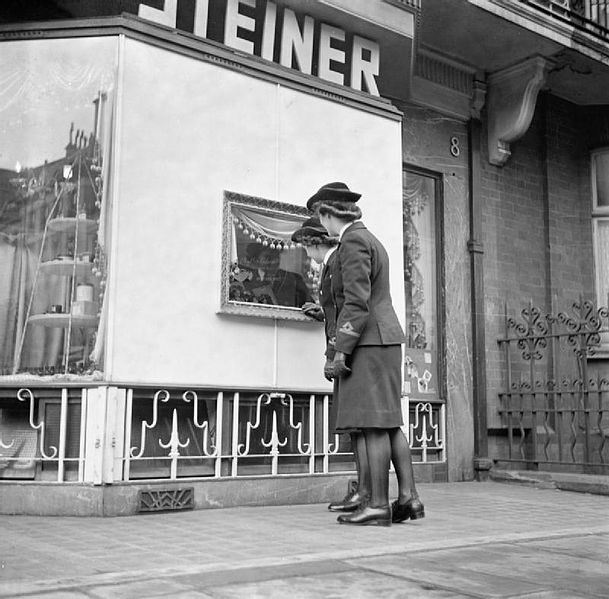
[332,351,351,378]
[323,359,334,381]
[302,302,324,321]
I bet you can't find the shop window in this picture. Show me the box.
[221,191,317,320]
[0,38,116,378]
[592,149,609,312]
[402,168,442,401]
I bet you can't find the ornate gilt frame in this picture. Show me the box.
[220,190,315,321]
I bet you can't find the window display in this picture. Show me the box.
[0,38,116,377]
[221,191,317,320]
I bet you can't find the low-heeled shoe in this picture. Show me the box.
[391,498,425,523]
[337,505,391,526]
[328,491,368,512]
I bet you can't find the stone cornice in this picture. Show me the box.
[409,46,484,121]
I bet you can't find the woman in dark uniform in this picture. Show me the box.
[308,182,424,526]
[292,217,371,510]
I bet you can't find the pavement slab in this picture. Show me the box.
[347,552,546,598]
[198,569,474,599]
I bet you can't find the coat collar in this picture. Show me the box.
[338,220,364,240]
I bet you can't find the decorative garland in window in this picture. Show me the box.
[231,206,303,251]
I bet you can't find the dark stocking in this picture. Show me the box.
[350,431,370,497]
[389,427,419,503]
[362,428,391,508]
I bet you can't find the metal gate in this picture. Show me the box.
[496,299,609,473]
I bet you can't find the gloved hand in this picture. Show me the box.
[323,359,334,382]
[301,302,324,322]
[332,351,351,378]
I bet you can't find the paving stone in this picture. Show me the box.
[8,592,92,599]
[522,533,609,562]
[86,578,193,599]
[175,559,356,589]
[450,543,609,598]
[348,553,544,598]
[203,569,474,599]
[509,593,596,599]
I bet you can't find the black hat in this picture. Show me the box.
[306,182,361,211]
[291,216,338,245]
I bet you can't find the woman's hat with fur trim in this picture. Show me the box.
[291,216,337,245]
[306,182,361,211]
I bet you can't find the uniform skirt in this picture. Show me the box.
[332,344,403,432]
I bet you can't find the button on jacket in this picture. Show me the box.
[332,222,405,354]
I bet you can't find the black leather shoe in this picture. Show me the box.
[337,505,391,526]
[328,490,368,512]
[391,497,425,523]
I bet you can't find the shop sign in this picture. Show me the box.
[138,0,381,96]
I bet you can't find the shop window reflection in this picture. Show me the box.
[222,192,317,320]
[0,37,116,378]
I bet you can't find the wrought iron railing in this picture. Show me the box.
[519,0,609,39]
[496,299,609,473]
[0,385,446,483]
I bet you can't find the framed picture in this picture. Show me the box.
[220,190,320,320]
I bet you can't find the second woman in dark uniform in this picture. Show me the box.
[292,217,371,509]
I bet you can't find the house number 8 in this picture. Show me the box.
[450,136,460,157]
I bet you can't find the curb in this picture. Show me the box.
[490,469,609,495]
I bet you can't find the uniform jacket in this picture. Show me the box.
[319,249,338,360]
[332,221,405,354]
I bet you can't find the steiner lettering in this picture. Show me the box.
[138,0,381,96]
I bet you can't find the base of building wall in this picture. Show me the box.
[0,463,445,516]
[0,474,353,517]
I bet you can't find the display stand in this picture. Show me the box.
[12,151,103,375]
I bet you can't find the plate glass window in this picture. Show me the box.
[0,37,117,378]
[591,149,609,310]
[221,192,316,320]
[403,170,438,354]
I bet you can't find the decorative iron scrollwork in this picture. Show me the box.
[508,303,549,360]
[130,389,170,459]
[499,298,609,471]
[183,390,217,457]
[17,388,57,459]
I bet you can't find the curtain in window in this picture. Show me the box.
[228,204,314,307]
[403,172,436,350]
[596,219,609,304]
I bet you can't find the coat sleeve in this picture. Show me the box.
[324,306,337,360]
[334,233,372,354]
[325,338,336,360]
[322,259,337,360]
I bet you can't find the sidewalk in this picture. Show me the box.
[1,480,608,598]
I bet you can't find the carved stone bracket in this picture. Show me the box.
[487,56,554,166]
[470,79,487,120]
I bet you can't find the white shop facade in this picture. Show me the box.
[0,0,447,515]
